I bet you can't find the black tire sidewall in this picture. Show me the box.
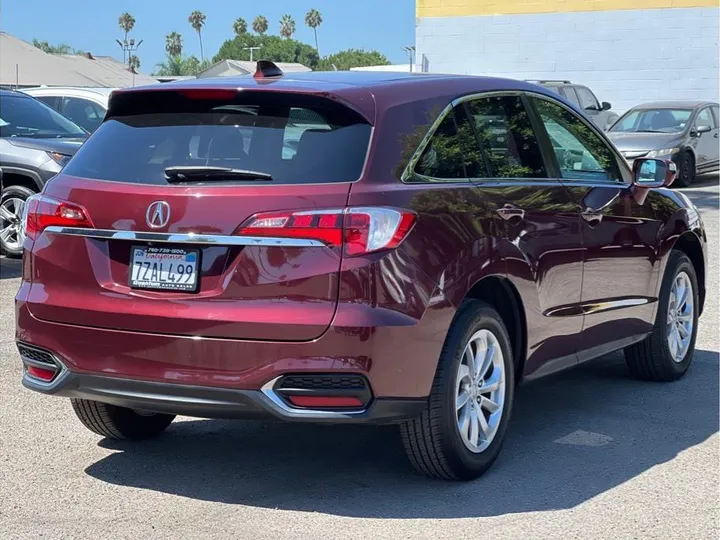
[674,152,695,188]
[438,302,515,477]
[0,184,36,257]
[655,252,699,375]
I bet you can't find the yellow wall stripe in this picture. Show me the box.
[417,0,719,18]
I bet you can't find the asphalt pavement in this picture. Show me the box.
[1,175,718,539]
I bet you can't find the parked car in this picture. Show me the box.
[22,87,114,133]
[15,67,706,480]
[529,80,619,131]
[608,101,720,187]
[0,89,87,256]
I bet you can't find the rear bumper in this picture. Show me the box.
[22,366,425,423]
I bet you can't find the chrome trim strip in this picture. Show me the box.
[544,297,652,317]
[43,226,326,247]
[260,376,368,418]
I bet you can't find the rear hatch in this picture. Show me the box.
[26,87,373,341]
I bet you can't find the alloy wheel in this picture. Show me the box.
[455,329,506,453]
[0,197,25,252]
[666,271,694,363]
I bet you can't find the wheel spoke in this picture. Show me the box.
[456,389,471,410]
[0,224,15,243]
[458,405,470,440]
[472,339,487,380]
[464,343,476,379]
[677,323,690,340]
[469,407,480,446]
[477,343,494,380]
[675,282,688,310]
[0,205,14,221]
[477,409,490,437]
[677,312,693,323]
[480,396,500,414]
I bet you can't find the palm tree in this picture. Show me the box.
[304,9,323,53]
[233,17,248,36]
[252,15,269,35]
[128,55,141,71]
[279,14,296,39]
[165,32,183,58]
[118,12,136,63]
[188,10,207,61]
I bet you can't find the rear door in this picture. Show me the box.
[26,89,372,341]
[693,106,718,170]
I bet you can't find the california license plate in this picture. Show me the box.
[130,246,200,292]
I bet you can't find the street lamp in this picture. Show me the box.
[401,45,416,73]
[242,45,262,62]
[116,38,144,86]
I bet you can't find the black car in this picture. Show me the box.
[608,101,720,187]
[0,89,87,256]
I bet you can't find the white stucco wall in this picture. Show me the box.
[416,7,719,113]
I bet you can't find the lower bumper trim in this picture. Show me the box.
[24,371,426,424]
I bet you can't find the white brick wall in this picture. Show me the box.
[416,7,719,113]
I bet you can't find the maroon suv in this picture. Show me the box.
[15,65,707,480]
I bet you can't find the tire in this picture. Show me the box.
[0,184,36,258]
[673,152,695,188]
[400,300,515,480]
[624,251,699,381]
[71,399,175,440]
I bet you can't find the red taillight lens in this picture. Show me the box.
[235,207,416,256]
[26,365,57,382]
[287,395,365,408]
[24,194,93,240]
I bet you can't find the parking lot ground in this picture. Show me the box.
[1,175,718,539]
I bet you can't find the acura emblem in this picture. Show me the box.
[146,201,170,229]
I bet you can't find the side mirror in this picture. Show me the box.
[632,158,676,188]
[694,125,712,136]
[601,101,612,111]
[584,104,599,111]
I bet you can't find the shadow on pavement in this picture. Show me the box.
[0,257,22,280]
[86,350,719,518]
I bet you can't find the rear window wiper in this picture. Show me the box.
[164,166,273,182]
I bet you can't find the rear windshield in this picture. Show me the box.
[63,92,372,185]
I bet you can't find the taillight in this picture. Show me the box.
[23,194,93,240]
[235,207,416,256]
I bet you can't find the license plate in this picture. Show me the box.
[130,246,200,292]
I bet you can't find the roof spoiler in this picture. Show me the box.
[254,60,284,79]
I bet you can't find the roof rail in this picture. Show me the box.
[525,79,572,84]
[254,60,284,79]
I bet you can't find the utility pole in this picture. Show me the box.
[242,46,262,62]
[401,46,415,73]
[116,38,144,69]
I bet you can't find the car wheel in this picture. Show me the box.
[624,250,698,381]
[400,300,515,480]
[0,184,36,258]
[673,152,695,188]
[71,399,175,440]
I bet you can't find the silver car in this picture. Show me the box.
[608,101,720,187]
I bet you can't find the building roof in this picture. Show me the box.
[196,59,311,79]
[0,32,157,88]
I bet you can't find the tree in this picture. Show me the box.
[304,9,322,54]
[188,10,207,61]
[154,54,208,77]
[118,12,136,62]
[165,31,183,58]
[214,34,319,69]
[233,18,248,36]
[252,15,269,35]
[317,49,390,71]
[32,39,73,54]
[279,14,296,39]
[128,55,141,71]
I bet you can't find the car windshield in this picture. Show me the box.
[0,94,87,138]
[62,94,371,185]
[610,108,692,133]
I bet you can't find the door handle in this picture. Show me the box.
[580,207,603,226]
[496,204,525,221]
[714,133,718,139]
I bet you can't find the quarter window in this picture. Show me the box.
[413,108,484,181]
[533,98,621,182]
[465,96,547,179]
[575,87,599,111]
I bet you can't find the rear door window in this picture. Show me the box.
[575,87,599,111]
[62,97,106,133]
[560,87,580,106]
[62,92,371,185]
[465,95,547,179]
[34,95,61,110]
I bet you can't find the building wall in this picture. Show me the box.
[416,0,719,113]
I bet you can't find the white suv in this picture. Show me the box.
[22,87,115,133]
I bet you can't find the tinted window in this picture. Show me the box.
[534,98,620,182]
[35,95,60,110]
[63,97,370,185]
[413,108,484,181]
[575,87,599,110]
[62,97,106,133]
[695,107,715,129]
[610,109,692,134]
[0,94,86,138]
[560,87,580,105]
[713,106,719,125]
[465,96,547,179]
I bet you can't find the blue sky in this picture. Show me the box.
[3,0,416,72]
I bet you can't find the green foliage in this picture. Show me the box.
[118,12,136,35]
[165,32,183,58]
[188,10,206,32]
[32,39,73,54]
[279,14,296,39]
[213,35,319,69]
[129,55,141,71]
[304,8,322,52]
[233,18,248,36]
[317,49,390,71]
[252,15,269,35]
[154,54,209,77]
